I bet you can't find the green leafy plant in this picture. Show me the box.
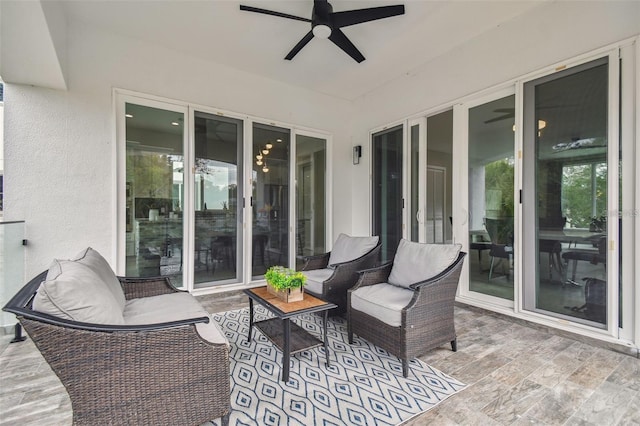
[265,266,306,291]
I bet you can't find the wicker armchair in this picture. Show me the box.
[3,272,230,426]
[348,239,466,377]
[300,234,381,314]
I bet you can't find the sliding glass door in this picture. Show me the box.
[295,133,327,269]
[466,93,516,301]
[372,125,403,262]
[193,112,243,288]
[251,123,291,278]
[124,102,186,287]
[119,94,330,291]
[523,57,613,327]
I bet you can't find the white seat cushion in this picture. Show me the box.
[33,259,125,325]
[388,240,462,289]
[302,268,335,294]
[72,247,126,311]
[327,233,379,268]
[350,283,414,327]
[124,293,228,346]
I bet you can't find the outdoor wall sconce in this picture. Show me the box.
[353,145,362,165]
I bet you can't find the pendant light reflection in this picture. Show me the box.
[256,142,273,173]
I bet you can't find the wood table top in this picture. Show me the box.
[246,286,335,315]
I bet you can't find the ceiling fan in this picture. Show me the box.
[484,105,577,124]
[552,137,607,153]
[239,0,405,63]
[484,108,515,124]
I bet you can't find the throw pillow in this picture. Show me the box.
[34,258,126,324]
[72,247,126,310]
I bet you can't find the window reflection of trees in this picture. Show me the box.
[485,158,515,219]
[562,162,607,228]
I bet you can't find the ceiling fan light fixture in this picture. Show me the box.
[312,24,331,39]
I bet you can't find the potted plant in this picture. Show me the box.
[264,266,306,303]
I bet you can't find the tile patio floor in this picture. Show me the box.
[1,290,639,425]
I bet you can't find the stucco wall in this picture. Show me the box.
[349,1,640,235]
[3,21,354,278]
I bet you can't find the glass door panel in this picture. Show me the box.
[295,134,326,269]
[426,110,453,244]
[251,124,290,278]
[372,125,403,262]
[410,123,421,242]
[193,112,243,288]
[426,167,446,243]
[523,58,609,327]
[125,103,185,287]
[468,95,515,300]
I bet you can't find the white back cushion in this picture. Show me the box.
[327,234,379,268]
[72,247,126,310]
[33,259,125,324]
[388,239,462,288]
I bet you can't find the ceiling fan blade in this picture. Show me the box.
[331,5,405,28]
[329,28,365,63]
[285,31,315,60]
[484,114,514,124]
[239,5,311,23]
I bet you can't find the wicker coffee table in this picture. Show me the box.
[244,287,337,382]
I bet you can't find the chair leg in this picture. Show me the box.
[348,330,354,344]
[402,359,409,378]
[451,338,457,352]
[488,256,495,281]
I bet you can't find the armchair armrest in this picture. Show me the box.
[3,271,208,333]
[119,276,180,300]
[300,252,330,271]
[404,252,467,318]
[350,261,393,291]
[12,310,210,333]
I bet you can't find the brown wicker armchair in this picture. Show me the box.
[348,240,466,377]
[300,234,381,314]
[3,272,230,426]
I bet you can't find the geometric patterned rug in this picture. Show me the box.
[207,307,466,425]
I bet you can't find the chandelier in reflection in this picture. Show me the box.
[256,142,273,172]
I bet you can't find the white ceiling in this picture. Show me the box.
[59,0,548,101]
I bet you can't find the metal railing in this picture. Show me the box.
[1,220,26,340]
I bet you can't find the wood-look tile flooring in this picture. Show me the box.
[2,290,639,425]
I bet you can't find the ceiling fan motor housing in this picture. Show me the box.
[312,2,333,38]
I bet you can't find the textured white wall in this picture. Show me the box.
[3,21,354,278]
[349,1,640,235]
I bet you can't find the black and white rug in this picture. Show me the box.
[209,307,466,425]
